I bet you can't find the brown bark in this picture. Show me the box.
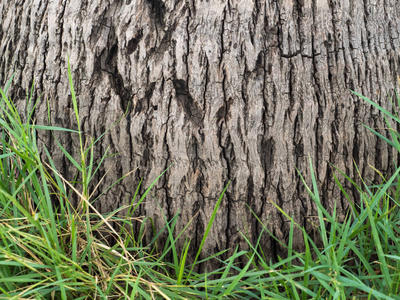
[1,0,400,261]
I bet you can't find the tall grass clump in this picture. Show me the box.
[1,60,400,299]
[0,62,260,299]
[250,90,400,300]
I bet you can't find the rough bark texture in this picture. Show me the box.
[1,0,400,261]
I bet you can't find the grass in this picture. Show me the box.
[0,62,400,299]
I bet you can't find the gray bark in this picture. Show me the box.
[1,0,400,260]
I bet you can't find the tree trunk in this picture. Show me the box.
[1,0,400,261]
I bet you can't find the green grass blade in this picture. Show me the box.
[186,181,230,284]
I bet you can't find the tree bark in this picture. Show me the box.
[1,0,400,261]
